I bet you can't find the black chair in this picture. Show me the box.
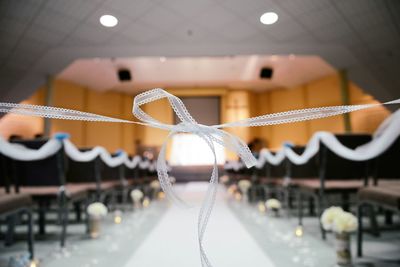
[8,139,88,247]
[283,146,319,212]
[124,156,140,185]
[296,134,372,239]
[260,153,287,200]
[0,154,34,260]
[249,157,267,202]
[100,153,125,206]
[357,136,400,257]
[66,152,103,201]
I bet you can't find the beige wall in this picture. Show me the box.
[0,88,45,139]
[253,74,389,149]
[50,80,87,146]
[0,74,390,155]
[267,85,310,148]
[0,79,137,154]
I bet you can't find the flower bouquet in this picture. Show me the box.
[237,180,251,201]
[130,189,144,209]
[220,175,230,185]
[150,180,161,199]
[265,198,282,216]
[321,207,358,266]
[86,202,108,238]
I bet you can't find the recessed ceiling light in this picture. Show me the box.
[260,12,278,25]
[100,15,118,27]
[160,57,166,63]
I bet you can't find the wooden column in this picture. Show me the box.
[43,75,54,137]
[339,69,352,133]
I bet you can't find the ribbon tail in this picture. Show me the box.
[214,99,400,129]
[196,133,219,267]
[157,133,191,208]
[209,129,257,168]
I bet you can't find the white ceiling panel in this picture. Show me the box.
[32,7,80,35]
[297,6,343,30]
[0,0,399,103]
[166,21,227,44]
[194,4,238,31]
[158,0,215,17]
[44,0,100,21]
[0,0,43,21]
[69,22,117,44]
[138,5,185,32]
[104,0,156,19]
[218,20,259,42]
[277,0,332,16]
[24,24,67,45]
[120,20,165,44]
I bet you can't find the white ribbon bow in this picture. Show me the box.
[133,89,258,266]
[1,88,400,267]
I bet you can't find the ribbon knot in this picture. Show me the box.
[173,121,209,135]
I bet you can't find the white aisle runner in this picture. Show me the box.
[124,182,275,267]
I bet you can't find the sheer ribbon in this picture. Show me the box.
[1,88,399,267]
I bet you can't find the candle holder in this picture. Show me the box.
[335,232,352,266]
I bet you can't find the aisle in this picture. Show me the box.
[124,182,275,267]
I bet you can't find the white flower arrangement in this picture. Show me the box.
[321,206,358,233]
[87,202,108,218]
[150,180,161,190]
[130,189,144,203]
[220,175,230,184]
[227,184,238,195]
[238,179,251,193]
[265,198,282,210]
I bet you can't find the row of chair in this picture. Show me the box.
[0,138,158,260]
[226,134,400,257]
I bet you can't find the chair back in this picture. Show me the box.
[319,134,372,181]
[66,148,100,184]
[124,156,139,180]
[101,154,123,182]
[266,152,286,178]
[0,154,11,193]
[254,156,267,183]
[287,146,319,179]
[372,136,400,183]
[9,140,65,188]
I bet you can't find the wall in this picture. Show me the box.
[254,74,389,149]
[0,74,390,155]
[0,88,45,139]
[50,80,86,146]
[0,79,137,154]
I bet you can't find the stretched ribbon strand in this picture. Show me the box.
[0,89,399,267]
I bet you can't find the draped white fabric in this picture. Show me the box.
[0,136,143,169]
[63,139,142,168]
[225,108,400,171]
[0,136,61,161]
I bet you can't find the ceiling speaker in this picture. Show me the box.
[118,69,132,81]
[259,67,273,79]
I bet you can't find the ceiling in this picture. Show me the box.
[58,55,336,92]
[0,0,399,102]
